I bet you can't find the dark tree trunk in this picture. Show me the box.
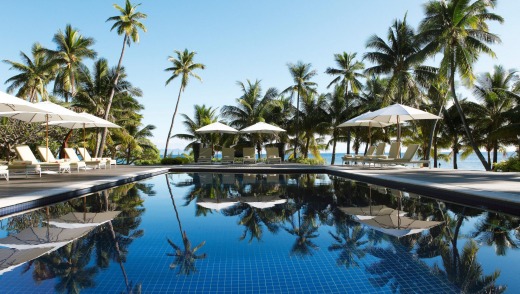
[60,129,74,159]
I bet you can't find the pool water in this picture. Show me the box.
[0,173,518,293]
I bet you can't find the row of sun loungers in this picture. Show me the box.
[198,146,282,164]
[2,145,117,180]
[342,143,429,167]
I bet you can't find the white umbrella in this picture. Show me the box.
[338,112,394,146]
[46,112,120,149]
[197,198,238,211]
[0,91,50,113]
[195,122,238,134]
[0,101,91,160]
[0,247,56,275]
[45,211,121,229]
[240,195,287,209]
[0,226,94,250]
[356,214,442,238]
[240,122,286,134]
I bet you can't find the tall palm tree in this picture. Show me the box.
[364,16,435,106]
[3,43,55,102]
[473,65,518,164]
[44,24,97,102]
[163,49,205,158]
[299,93,328,159]
[323,85,349,165]
[282,61,317,159]
[325,52,365,155]
[418,0,504,171]
[99,0,147,158]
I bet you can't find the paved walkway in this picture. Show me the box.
[1,164,519,217]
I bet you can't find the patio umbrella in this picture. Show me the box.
[0,247,55,275]
[239,195,287,209]
[356,213,442,238]
[195,122,239,159]
[0,101,91,160]
[0,226,94,250]
[338,112,394,146]
[45,211,121,229]
[340,205,407,220]
[46,112,120,149]
[197,198,238,211]
[0,91,50,113]
[361,103,441,143]
[240,122,286,134]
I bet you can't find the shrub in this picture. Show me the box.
[493,155,520,172]
[288,157,326,165]
[161,156,191,165]
[134,159,161,166]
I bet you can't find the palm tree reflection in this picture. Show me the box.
[165,174,207,275]
[328,221,367,269]
[471,212,519,256]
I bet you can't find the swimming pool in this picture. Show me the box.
[0,173,517,293]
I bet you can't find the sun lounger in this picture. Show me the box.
[242,147,256,164]
[0,165,8,181]
[342,145,376,165]
[266,147,281,164]
[350,143,387,165]
[64,148,104,170]
[373,144,429,167]
[198,147,212,163]
[13,145,70,174]
[221,147,235,164]
[38,146,87,172]
[77,148,115,168]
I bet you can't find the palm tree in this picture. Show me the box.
[325,52,365,155]
[3,43,55,102]
[174,105,219,150]
[471,212,519,256]
[364,16,435,106]
[163,49,205,158]
[282,61,317,159]
[299,93,328,159]
[221,79,278,157]
[323,85,348,164]
[473,65,518,164]
[44,24,97,102]
[99,0,147,158]
[418,0,504,171]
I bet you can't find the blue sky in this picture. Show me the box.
[1,0,519,152]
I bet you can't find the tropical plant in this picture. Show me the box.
[418,0,504,171]
[325,52,365,155]
[43,24,97,102]
[164,49,205,158]
[174,104,219,150]
[3,43,55,102]
[99,0,147,158]
[282,61,317,159]
[473,65,518,164]
[298,93,328,159]
[322,85,349,164]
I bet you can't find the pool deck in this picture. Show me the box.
[0,164,519,217]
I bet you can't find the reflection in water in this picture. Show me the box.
[166,174,207,275]
[0,173,516,292]
[0,181,154,293]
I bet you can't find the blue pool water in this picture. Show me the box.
[0,173,518,293]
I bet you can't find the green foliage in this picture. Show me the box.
[493,155,520,172]
[134,159,160,165]
[289,157,326,165]
[161,155,192,165]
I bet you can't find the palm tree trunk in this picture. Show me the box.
[426,106,444,165]
[493,139,498,164]
[453,146,458,170]
[304,137,310,159]
[164,85,184,158]
[433,135,438,168]
[449,64,490,171]
[344,85,351,155]
[294,90,300,160]
[60,129,74,159]
[98,35,128,158]
[330,129,337,165]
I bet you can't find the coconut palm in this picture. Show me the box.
[323,85,349,164]
[299,93,328,159]
[471,212,519,256]
[3,43,55,102]
[364,16,436,106]
[328,223,368,269]
[473,65,518,164]
[163,49,205,158]
[43,24,97,103]
[99,0,147,158]
[174,105,219,150]
[282,61,318,159]
[221,79,278,157]
[325,52,365,155]
[418,0,504,171]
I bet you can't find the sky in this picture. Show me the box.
[1,0,519,153]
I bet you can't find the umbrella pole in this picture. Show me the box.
[46,114,49,162]
[397,116,401,158]
[368,124,372,146]
[83,124,86,149]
